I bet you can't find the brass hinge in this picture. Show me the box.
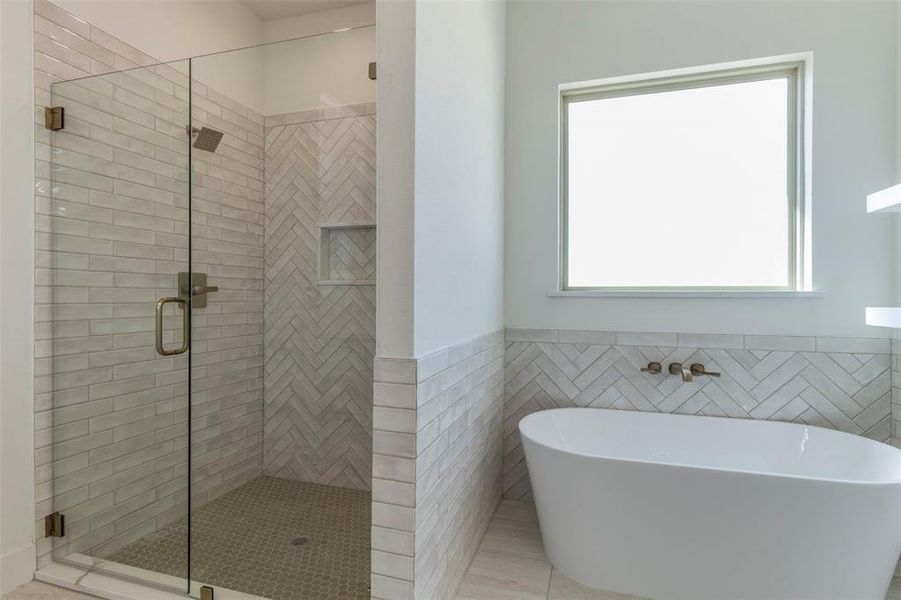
[200,586,214,600]
[44,106,64,131]
[368,62,376,81]
[44,512,65,538]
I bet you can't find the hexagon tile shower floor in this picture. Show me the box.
[108,476,371,599]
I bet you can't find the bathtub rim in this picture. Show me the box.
[518,407,901,486]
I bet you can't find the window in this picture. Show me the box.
[561,60,807,291]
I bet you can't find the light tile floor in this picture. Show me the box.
[454,499,901,600]
[8,499,901,600]
[2,581,100,599]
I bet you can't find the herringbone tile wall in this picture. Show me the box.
[328,228,376,282]
[503,328,892,499]
[262,105,376,490]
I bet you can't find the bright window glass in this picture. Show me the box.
[565,73,795,289]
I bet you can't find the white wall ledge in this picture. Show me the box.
[866,183,901,213]
[865,307,901,329]
[548,290,826,299]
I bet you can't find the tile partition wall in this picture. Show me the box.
[414,331,504,600]
[33,0,265,565]
[371,330,505,600]
[503,328,893,499]
[262,106,376,490]
[370,356,418,600]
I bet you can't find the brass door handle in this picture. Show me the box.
[689,363,720,377]
[156,296,188,356]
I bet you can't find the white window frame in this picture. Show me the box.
[558,55,811,294]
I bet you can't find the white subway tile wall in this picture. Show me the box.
[262,106,376,489]
[372,358,417,600]
[34,0,265,566]
[414,331,504,600]
[371,330,505,600]
[503,329,892,499]
[187,78,265,509]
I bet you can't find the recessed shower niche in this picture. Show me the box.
[40,25,376,600]
[318,222,376,286]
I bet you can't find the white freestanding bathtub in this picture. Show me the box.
[519,408,901,600]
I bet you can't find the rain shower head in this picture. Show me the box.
[189,126,224,152]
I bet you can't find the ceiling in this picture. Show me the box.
[240,0,372,21]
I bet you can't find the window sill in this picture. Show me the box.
[548,290,825,299]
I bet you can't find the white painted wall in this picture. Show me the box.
[264,1,374,42]
[261,25,375,115]
[193,46,265,115]
[0,0,36,593]
[190,2,377,117]
[376,0,506,358]
[413,0,506,356]
[505,0,898,337]
[262,2,375,115]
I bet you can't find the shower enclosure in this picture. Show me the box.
[39,28,376,599]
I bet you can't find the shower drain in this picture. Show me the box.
[291,536,311,546]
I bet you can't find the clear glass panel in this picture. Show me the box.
[44,25,376,599]
[566,75,791,289]
[45,59,191,593]
[188,29,375,599]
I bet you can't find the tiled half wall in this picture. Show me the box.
[371,330,505,600]
[503,328,893,500]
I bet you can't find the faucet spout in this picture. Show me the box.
[668,362,693,382]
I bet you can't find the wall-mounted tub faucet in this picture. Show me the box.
[667,362,721,382]
[668,362,693,382]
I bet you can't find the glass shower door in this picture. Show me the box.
[43,59,192,594]
[185,30,376,600]
[185,48,269,598]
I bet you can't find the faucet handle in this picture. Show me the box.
[640,362,662,374]
[689,363,720,378]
